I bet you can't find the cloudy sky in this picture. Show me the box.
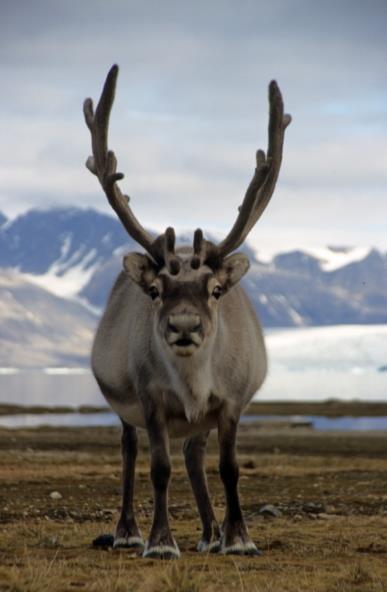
[1,0,386,252]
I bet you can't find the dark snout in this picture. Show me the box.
[166,313,203,355]
[168,313,201,335]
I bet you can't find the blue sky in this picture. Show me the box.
[0,0,386,250]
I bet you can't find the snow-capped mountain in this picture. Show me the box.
[80,236,387,326]
[245,248,387,326]
[0,208,137,297]
[0,206,386,366]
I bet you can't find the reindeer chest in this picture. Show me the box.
[163,362,217,422]
[144,348,221,423]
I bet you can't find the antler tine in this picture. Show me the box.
[190,229,204,269]
[83,65,164,264]
[163,227,181,275]
[212,81,291,260]
[242,80,291,235]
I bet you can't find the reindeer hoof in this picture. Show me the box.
[197,539,221,553]
[113,536,145,550]
[143,540,180,560]
[221,540,261,556]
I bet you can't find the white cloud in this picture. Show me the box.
[0,0,386,250]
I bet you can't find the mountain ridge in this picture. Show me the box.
[1,207,386,332]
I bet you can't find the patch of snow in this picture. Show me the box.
[113,245,129,257]
[73,296,102,317]
[0,286,43,325]
[57,234,72,261]
[43,367,90,375]
[0,218,15,232]
[288,308,305,326]
[21,249,100,298]
[248,240,373,270]
[301,246,372,272]
[251,247,279,264]
[0,368,20,375]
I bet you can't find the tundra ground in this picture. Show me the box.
[1,419,387,591]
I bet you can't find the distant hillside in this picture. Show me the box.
[0,269,97,367]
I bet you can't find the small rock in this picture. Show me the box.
[242,459,256,469]
[318,513,338,520]
[69,510,79,518]
[356,542,386,554]
[259,504,282,518]
[303,502,325,514]
[268,539,285,550]
[49,491,62,500]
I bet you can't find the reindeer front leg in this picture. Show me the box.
[114,421,144,549]
[218,410,260,555]
[143,409,180,559]
[184,432,221,552]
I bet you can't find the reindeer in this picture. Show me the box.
[83,65,290,559]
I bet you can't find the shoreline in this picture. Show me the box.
[2,400,387,417]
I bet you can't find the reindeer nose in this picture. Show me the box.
[168,314,201,335]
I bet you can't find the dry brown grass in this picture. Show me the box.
[1,424,387,591]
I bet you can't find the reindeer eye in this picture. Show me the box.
[212,285,223,300]
[148,286,160,300]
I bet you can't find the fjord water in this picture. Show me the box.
[1,325,387,406]
[0,326,386,428]
[0,368,102,408]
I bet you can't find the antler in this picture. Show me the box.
[83,65,181,272]
[198,81,291,267]
[84,66,290,274]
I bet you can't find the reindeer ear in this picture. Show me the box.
[216,253,250,291]
[123,253,158,290]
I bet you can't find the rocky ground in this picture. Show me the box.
[1,421,387,591]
